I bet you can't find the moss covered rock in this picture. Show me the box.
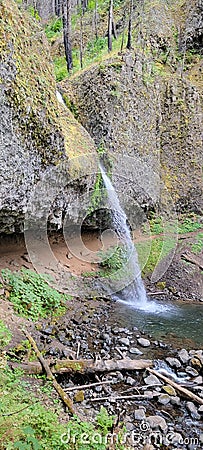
[0,0,96,233]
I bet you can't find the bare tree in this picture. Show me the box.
[108,0,113,52]
[80,4,83,68]
[94,0,98,40]
[62,0,73,72]
[126,0,133,50]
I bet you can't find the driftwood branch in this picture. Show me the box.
[10,357,152,376]
[90,392,160,402]
[148,368,203,405]
[64,380,113,392]
[22,329,76,415]
[181,251,203,270]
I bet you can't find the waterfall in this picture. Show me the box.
[99,163,148,306]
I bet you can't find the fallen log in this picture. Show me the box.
[22,329,76,415]
[148,368,203,405]
[181,251,203,270]
[9,357,153,375]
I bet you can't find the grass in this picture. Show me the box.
[190,232,203,254]
[177,214,202,234]
[0,320,12,348]
[1,269,69,321]
[136,236,177,276]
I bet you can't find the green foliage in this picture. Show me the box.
[178,215,202,234]
[0,368,126,450]
[27,6,40,21]
[0,320,12,348]
[54,56,68,82]
[88,172,103,214]
[45,17,63,40]
[1,269,67,321]
[13,426,42,450]
[86,37,108,60]
[99,245,128,271]
[191,232,203,254]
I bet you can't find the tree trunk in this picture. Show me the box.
[80,7,83,69]
[108,0,114,52]
[62,0,73,72]
[126,0,133,50]
[94,0,98,39]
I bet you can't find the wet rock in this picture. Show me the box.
[162,385,176,396]
[134,408,146,421]
[144,375,162,386]
[143,446,155,450]
[194,376,203,384]
[178,348,189,364]
[146,415,168,432]
[198,405,203,414]
[95,385,103,392]
[165,357,181,368]
[125,421,134,431]
[186,401,201,420]
[158,394,170,405]
[185,366,199,377]
[119,338,130,346]
[137,338,150,347]
[129,347,143,355]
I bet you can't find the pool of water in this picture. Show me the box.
[111,298,203,348]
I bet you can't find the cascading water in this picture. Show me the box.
[99,163,148,306]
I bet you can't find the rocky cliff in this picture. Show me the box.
[0,0,97,233]
[61,0,203,225]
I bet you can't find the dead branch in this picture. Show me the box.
[90,392,160,402]
[148,368,203,405]
[22,329,76,415]
[64,380,113,392]
[181,251,203,270]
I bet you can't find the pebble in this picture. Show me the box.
[162,385,176,396]
[144,374,162,386]
[129,347,143,355]
[186,401,201,420]
[170,396,181,406]
[137,337,151,347]
[190,357,202,370]
[178,348,189,364]
[158,394,171,405]
[119,338,130,346]
[146,415,168,432]
[165,357,181,368]
[134,408,146,421]
[126,376,136,385]
[185,366,199,377]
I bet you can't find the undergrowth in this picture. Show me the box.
[0,366,127,449]
[1,269,69,321]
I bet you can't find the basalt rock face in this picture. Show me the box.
[61,0,203,224]
[0,0,96,234]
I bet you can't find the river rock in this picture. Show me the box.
[126,376,136,385]
[158,394,171,405]
[198,405,203,414]
[194,376,203,384]
[146,415,168,432]
[162,385,176,396]
[190,357,202,370]
[170,396,181,406]
[144,375,162,386]
[134,408,146,421]
[74,390,85,402]
[178,348,189,364]
[186,401,201,420]
[137,338,151,347]
[185,366,199,377]
[129,347,143,355]
[165,357,181,368]
[119,338,130,346]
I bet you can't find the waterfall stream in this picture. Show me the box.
[99,163,148,306]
